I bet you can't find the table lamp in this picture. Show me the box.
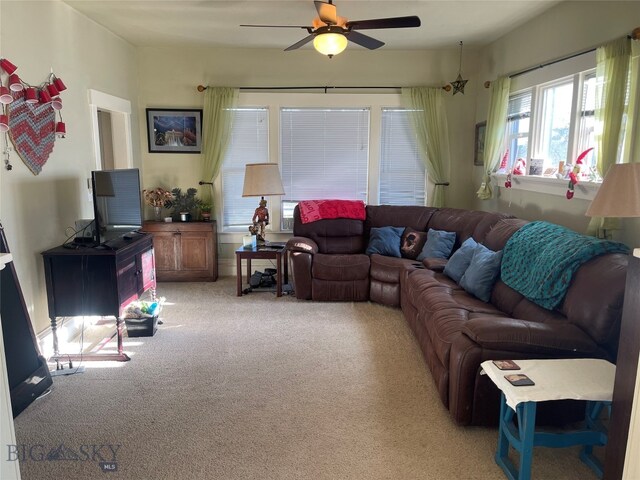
[585,162,640,479]
[242,163,285,244]
[585,163,640,223]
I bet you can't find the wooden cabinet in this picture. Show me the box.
[42,233,156,361]
[42,234,156,319]
[142,221,217,282]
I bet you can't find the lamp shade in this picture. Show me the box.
[25,87,38,104]
[46,83,60,97]
[53,77,67,92]
[0,86,13,104]
[242,163,285,197]
[0,114,9,133]
[585,163,640,218]
[0,58,18,75]
[39,88,52,104]
[313,32,348,56]
[51,96,63,110]
[8,74,23,92]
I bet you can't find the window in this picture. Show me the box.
[221,108,269,229]
[280,108,370,229]
[505,91,532,170]
[537,79,574,169]
[379,108,425,205]
[576,72,596,160]
[504,69,603,177]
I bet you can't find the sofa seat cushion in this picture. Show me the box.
[402,268,462,310]
[312,253,370,281]
[402,267,505,368]
[426,307,508,370]
[370,254,417,283]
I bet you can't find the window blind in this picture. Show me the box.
[221,108,269,228]
[507,91,532,120]
[280,108,370,207]
[379,108,425,206]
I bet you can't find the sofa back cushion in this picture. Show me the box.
[293,205,365,254]
[427,209,514,250]
[560,253,628,358]
[483,218,529,251]
[364,205,437,239]
[485,217,627,359]
[490,281,568,324]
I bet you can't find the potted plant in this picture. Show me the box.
[169,187,201,221]
[200,203,212,222]
[143,187,174,221]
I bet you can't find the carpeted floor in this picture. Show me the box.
[14,278,602,479]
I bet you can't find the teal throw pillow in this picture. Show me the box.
[417,229,456,261]
[443,237,478,283]
[366,226,404,258]
[459,244,503,303]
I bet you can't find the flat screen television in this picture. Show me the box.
[91,168,143,244]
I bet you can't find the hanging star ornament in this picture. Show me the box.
[451,74,468,95]
[450,41,468,95]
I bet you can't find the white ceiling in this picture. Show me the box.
[64,0,561,50]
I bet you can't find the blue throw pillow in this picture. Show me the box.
[459,244,503,302]
[366,226,404,257]
[443,237,478,282]
[417,229,456,261]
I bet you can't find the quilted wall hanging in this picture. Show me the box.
[0,57,67,175]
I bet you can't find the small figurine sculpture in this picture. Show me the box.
[250,197,269,242]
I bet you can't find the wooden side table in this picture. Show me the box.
[482,359,615,480]
[235,245,288,297]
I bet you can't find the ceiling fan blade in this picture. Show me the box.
[346,16,421,30]
[240,24,311,29]
[284,34,315,51]
[314,1,338,25]
[346,30,384,50]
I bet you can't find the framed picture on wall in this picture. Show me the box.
[146,108,203,154]
[474,121,486,166]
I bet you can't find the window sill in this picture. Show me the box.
[491,174,600,201]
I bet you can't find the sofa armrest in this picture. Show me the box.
[462,317,598,355]
[422,258,447,272]
[286,236,319,255]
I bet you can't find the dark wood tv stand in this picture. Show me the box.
[42,234,156,362]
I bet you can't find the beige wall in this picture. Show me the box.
[0,1,140,333]
[137,45,481,266]
[3,0,638,334]
[137,46,481,209]
[472,1,640,247]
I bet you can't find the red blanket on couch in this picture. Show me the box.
[298,200,366,224]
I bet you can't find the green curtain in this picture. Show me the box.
[200,87,239,204]
[476,76,510,200]
[623,39,640,164]
[588,37,631,236]
[401,87,451,208]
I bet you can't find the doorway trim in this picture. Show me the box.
[88,89,133,170]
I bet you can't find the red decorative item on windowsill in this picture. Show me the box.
[566,147,594,200]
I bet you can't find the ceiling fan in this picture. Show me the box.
[240,0,421,57]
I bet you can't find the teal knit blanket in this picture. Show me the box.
[501,221,629,310]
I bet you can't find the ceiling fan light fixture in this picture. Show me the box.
[313,32,347,57]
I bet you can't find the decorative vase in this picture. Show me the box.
[154,206,162,221]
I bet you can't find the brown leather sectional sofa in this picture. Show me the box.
[286,205,628,425]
